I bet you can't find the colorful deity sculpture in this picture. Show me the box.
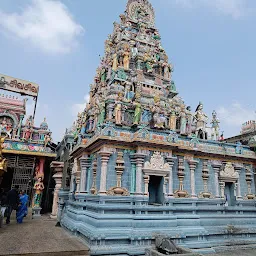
[194,102,208,139]
[180,106,187,135]
[32,175,44,208]
[133,98,142,126]
[114,93,123,125]
[123,46,131,70]
[169,111,177,131]
[112,52,118,71]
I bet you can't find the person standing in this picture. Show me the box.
[6,185,20,224]
[16,190,28,224]
[0,188,8,216]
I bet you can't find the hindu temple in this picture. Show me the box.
[59,0,256,255]
[0,73,56,216]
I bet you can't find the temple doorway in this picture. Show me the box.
[224,182,236,206]
[0,167,14,192]
[148,175,164,205]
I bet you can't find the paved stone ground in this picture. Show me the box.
[0,209,89,256]
[208,249,256,256]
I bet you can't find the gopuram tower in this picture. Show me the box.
[61,1,256,255]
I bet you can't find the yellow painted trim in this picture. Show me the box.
[3,149,56,157]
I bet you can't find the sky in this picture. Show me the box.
[0,0,256,143]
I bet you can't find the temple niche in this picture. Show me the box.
[60,1,256,256]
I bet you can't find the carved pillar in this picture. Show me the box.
[201,160,211,198]
[143,175,150,196]
[211,161,222,198]
[176,157,187,197]
[74,158,81,193]
[188,159,198,198]
[163,177,168,197]
[99,150,112,195]
[115,152,125,188]
[234,164,243,200]
[245,167,254,199]
[50,161,64,219]
[219,181,225,199]
[79,155,91,193]
[90,158,98,195]
[134,153,146,195]
[130,154,136,194]
[165,156,176,198]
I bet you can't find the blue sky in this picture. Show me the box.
[0,0,255,142]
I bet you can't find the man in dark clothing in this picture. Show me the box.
[6,185,20,224]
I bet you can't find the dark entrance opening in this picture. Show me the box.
[0,167,14,192]
[224,182,236,206]
[148,175,164,205]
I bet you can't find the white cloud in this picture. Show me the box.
[174,0,250,19]
[71,94,90,117]
[217,102,255,127]
[0,0,84,54]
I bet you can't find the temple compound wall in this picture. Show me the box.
[59,0,256,255]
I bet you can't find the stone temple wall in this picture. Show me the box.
[59,133,256,255]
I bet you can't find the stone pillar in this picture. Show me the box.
[201,160,211,198]
[176,157,187,198]
[165,156,176,198]
[130,154,136,195]
[134,153,146,195]
[50,161,64,219]
[188,159,198,198]
[245,167,254,199]
[211,161,222,198]
[234,164,243,200]
[79,155,91,193]
[74,158,81,193]
[99,150,112,195]
[219,181,225,199]
[143,175,150,196]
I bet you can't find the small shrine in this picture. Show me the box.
[60,1,256,255]
[0,74,56,216]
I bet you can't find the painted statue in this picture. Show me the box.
[130,40,138,59]
[98,101,106,125]
[33,175,44,208]
[169,111,177,131]
[112,53,118,71]
[186,106,193,136]
[124,83,135,102]
[123,47,130,70]
[44,133,51,148]
[151,94,166,129]
[133,100,142,126]
[180,106,187,135]
[114,93,123,125]
[0,118,12,138]
[144,52,153,73]
[194,102,208,139]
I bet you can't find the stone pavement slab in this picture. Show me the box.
[208,249,256,256]
[0,212,89,256]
